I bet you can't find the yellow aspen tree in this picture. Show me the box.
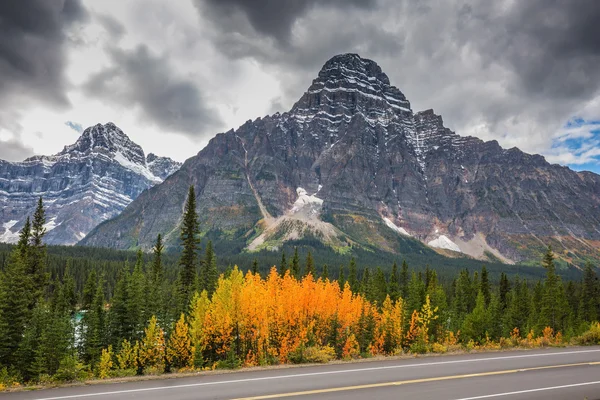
[116,339,138,370]
[139,315,165,372]
[189,290,210,366]
[98,345,114,379]
[166,314,193,370]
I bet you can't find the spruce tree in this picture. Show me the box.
[252,259,259,275]
[579,262,598,323]
[503,277,530,336]
[148,234,165,323]
[0,226,32,368]
[128,252,147,341]
[372,267,388,306]
[179,186,200,309]
[361,267,372,299]
[389,261,400,302]
[109,269,131,347]
[480,265,491,307]
[348,257,358,293]
[279,251,288,277]
[338,265,346,290]
[201,240,218,296]
[82,276,106,367]
[400,260,409,299]
[82,270,98,310]
[291,247,300,279]
[321,264,329,280]
[538,246,569,333]
[304,251,315,277]
[499,272,510,311]
[151,234,164,283]
[28,197,48,308]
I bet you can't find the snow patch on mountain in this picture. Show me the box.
[43,217,60,232]
[428,235,462,252]
[383,217,411,237]
[0,220,19,243]
[290,187,323,215]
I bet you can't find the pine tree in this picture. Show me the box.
[372,267,388,306]
[128,251,147,341]
[389,261,400,302]
[148,234,165,323]
[279,251,287,277]
[400,260,409,299]
[179,186,200,309]
[37,305,73,377]
[579,262,598,323]
[200,240,218,296]
[538,246,569,333]
[251,259,259,275]
[60,264,78,315]
[499,272,510,311]
[461,291,491,344]
[503,277,530,336]
[480,266,491,307]
[82,270,98,310]
[361,268,372,299]
[151,234,164,283]
[348,257,358,293]
[338,265,346,290]
[28,197,48,308]
[406,272,426,319]
[291,247,300,279]
[82,277,107,367]
[16,301,47,381]
[321,264,329,280]
[109,269,132,347]
[0,227,32,368]
[304,251,315,277]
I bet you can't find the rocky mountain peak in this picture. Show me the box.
[60,122,146,166]
[290,54,412,128]
[317,53,391,85]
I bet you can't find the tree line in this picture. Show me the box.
[0,188,599,386]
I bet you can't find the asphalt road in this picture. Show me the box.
[3,346,600,400]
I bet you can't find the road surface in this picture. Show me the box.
[3,346,600,400]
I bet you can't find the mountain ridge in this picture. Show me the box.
[81,54,600,265]
[0,123,181,245]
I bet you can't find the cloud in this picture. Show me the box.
[96,13,125,40]
[195,0,375,45]
[193,0,600,171]
[83,45,224,139]
[0,137,35,162]
[65,121,83,133]
[0,0,88,109]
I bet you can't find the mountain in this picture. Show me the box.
[81,54,600,265]
[0,123,181,245]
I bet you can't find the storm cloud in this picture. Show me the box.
[83,45,223,138]
[0,0,87,107]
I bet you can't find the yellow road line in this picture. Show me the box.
[231,361,600,399]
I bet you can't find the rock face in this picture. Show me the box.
[81,54,600,265]
[0,123,181,245]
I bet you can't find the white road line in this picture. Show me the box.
[453,380,600,399]
[33,349,600,400]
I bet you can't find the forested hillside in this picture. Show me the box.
[0,193,598,387]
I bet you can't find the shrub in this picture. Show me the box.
[573,322,600,345]
[431,343,447,354]
[289,345,336,364]
[53,355,88,383]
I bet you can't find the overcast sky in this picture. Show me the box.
[1,0,599,173]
